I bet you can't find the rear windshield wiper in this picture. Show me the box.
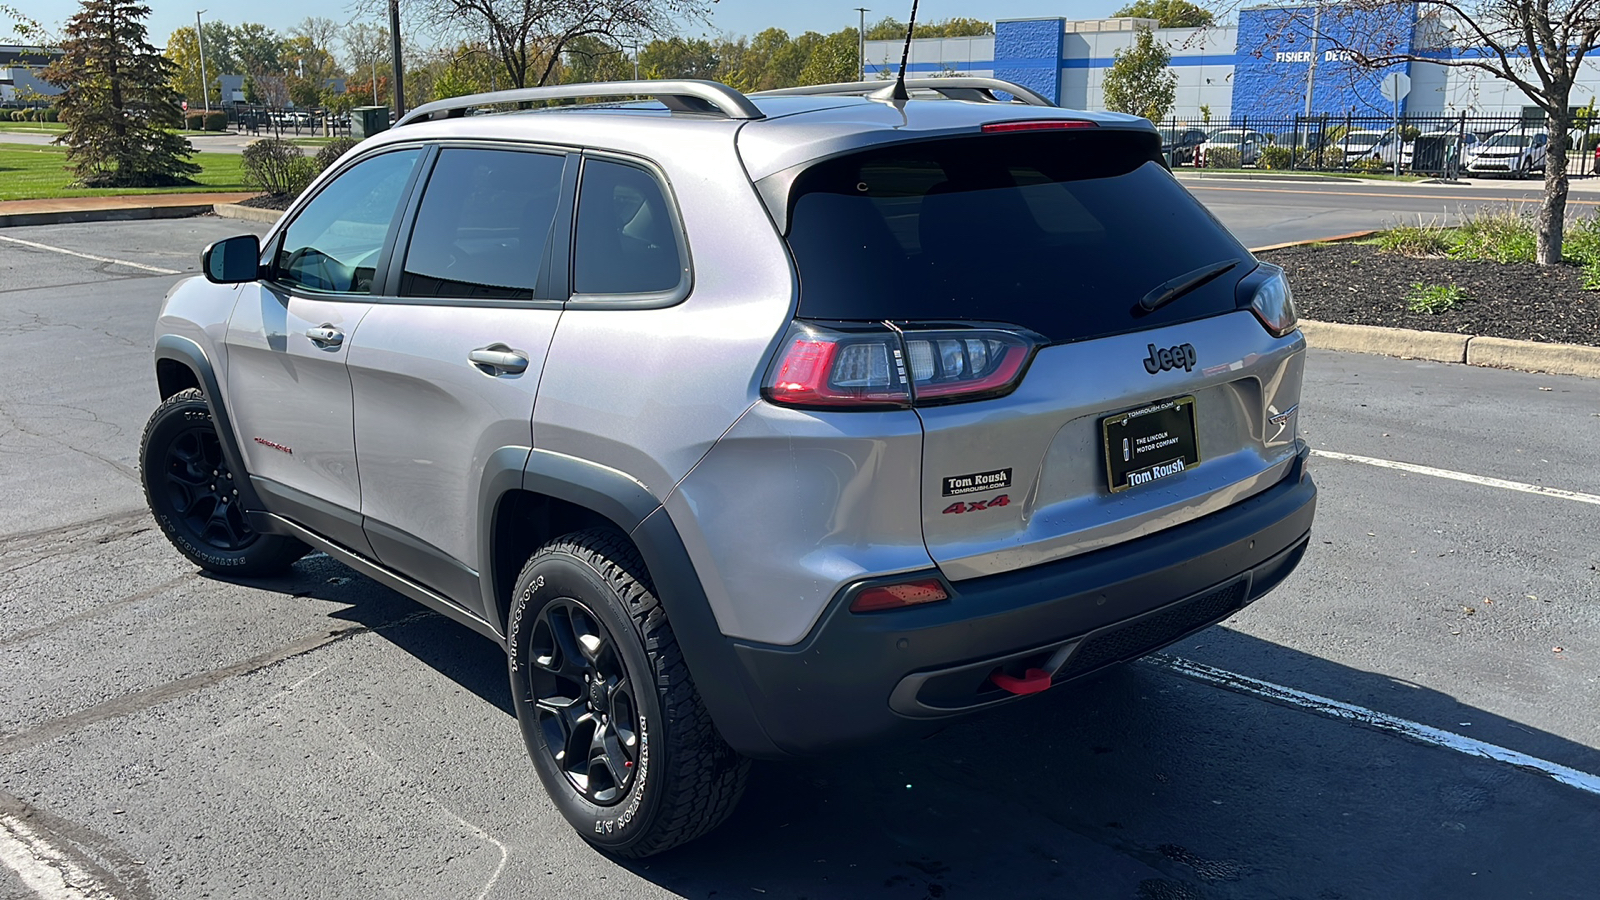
[1138,258,1243,314]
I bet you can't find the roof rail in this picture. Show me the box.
[754,77,1054,108]
[395,79,765,127]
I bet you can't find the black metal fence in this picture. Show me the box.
[220,105,354,138]
[1160,113,1600,178]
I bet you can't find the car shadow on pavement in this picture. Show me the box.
[255,559,1600,899]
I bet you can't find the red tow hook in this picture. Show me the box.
[990,667,1052,695]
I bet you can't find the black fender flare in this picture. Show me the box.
[153,335,265,512]
[477,447,785,759]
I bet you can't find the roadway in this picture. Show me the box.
[0,219,1596,899]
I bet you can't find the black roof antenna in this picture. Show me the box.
[890,0,921,101]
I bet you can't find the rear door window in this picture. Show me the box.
[399,147,567,300]
[780,129,1252,344]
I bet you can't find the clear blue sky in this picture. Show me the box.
[10,1,1124,48]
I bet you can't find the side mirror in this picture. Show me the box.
[202,234,262,284]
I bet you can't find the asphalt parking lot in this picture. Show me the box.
[1,218,1597,899]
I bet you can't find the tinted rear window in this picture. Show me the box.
[782,130,1251,343]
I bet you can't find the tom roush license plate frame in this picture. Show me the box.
[1102,395,1201,493]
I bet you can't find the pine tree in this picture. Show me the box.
[43,0,199,187]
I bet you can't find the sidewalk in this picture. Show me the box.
[0,192,258,227]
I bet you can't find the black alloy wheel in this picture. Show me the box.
[161,423,254,552]
[140,388,308,576]
[526,596,640,806]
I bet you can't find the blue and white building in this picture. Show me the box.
[864,5,1600,121]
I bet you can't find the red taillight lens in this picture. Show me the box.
[1248,264,1298,338]
[900,328,1037,405]
[763,322,1039,410]
[762,323,911,409]
[982,120,1098,133]
[850,578,949,613]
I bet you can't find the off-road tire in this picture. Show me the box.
[507,527,749,857]
[140,388,308,576]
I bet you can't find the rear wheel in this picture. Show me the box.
[507,528,748,857]
[140,388,308,576]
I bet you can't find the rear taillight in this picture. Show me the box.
[762,321,1040,410]
[1248,264,1298,338]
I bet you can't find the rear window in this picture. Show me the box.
[781,130,1251,343]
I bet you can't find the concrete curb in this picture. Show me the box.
[212,203,282,224]
[0,203,216,228]
[1175,171,1409,185]
[1299,320,1600,378]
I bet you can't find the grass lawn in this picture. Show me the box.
[0,121,68,134]
[0,142,253,201]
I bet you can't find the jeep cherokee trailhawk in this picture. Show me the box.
[141,77,1316,856]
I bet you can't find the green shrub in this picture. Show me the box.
[313,137,360,173]
[9,110,24,121]
[1562,214,1600,265]
[1451,207,1536,263]
[185,111,205,131]
[1406,282,1468,314]
[1203,146,1241,169]
[1583,259,1600,291]
[241,137,316,196]
[203,110,228,132]
[1377,219,1450,257]
[43,107,58,123]
[1349,156,1391,174]
[1257,146,1293,169]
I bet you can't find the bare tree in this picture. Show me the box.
[1256,1,1600,265]
[366,0,713,90]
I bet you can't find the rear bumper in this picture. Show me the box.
[721,447,1316,758]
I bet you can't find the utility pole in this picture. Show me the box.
[856,8,869,81]
[195,9,210,112]
[388,0,405,116]
[1303,2,1321,117]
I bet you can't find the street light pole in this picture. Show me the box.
[195,9,210,113]
[1304,2,1322,117]
[856,8,869,82]
[388,0,405,116]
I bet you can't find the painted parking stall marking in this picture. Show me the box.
[1147,654,1600,798]
[1311,449,1600,506]
[0,234,181,276]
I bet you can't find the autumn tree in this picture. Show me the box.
[1101,27,1176,122]
[1283,0,1600,265]
[797,29,859,85]
[1113,0,1214,28]
[163,27,216,106]
[44,0,197,187]
[864,16,994,40]
[372,0,712,90]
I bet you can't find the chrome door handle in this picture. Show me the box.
[469,345,529,375]
[306,325,344,347]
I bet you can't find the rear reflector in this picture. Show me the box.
[850,578,949,613]
[982,120,1098,133]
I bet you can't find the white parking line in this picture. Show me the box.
[0,813,117,900]
[1148,654,1600,798]
[0,234,181,276]
[1311,449,1600,506]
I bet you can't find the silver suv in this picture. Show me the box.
[141,78,1316,856]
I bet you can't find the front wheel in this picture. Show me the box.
[507,528,748,857]
[140,388,308,576]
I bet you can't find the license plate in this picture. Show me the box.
[1102,396,1201,493]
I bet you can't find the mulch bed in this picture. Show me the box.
[237,193,295,210]
[1259,242,1600,346]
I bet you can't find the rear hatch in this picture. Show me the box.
[775,125,1306,581]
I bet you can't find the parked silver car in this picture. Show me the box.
[141,77,1316,856]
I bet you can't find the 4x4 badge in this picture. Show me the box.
[1143,342,1197,374]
